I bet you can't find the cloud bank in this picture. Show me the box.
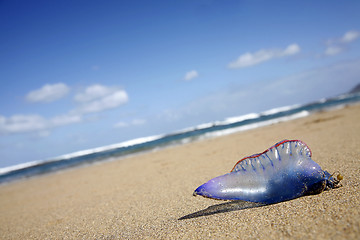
[26,83,70,103]
[1,84,129,135]
[228,43,300,69]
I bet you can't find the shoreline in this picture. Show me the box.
[1,104,360,239]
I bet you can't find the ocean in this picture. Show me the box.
[1,93,360,184]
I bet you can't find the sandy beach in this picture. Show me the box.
[1,104,360,239]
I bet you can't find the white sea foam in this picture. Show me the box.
[0,160,47,175]
[56,134,165,160]
[179,120,221,133]
[223,113,260,124]
[195,122,216,130]
[260,104,301,116]
[175,113,260,135]
[200,110,310,140]
[0,134,165,175]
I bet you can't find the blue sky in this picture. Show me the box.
[1,0,360,168]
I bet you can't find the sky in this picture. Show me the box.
[1,0,360,168]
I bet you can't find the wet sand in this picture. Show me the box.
[1,104,360,239]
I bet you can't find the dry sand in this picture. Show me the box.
[1,104,360,239]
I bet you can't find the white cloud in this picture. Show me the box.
[114,118,146,128]
[0,114,47,134]
[228,43,300,69]
[341,30,360,43]
[324,30,360,56]
[0,113,82,135]
[74,84,111,102]
[184,70,199,81]
[283,44,301,55]
[114,121,128,128]
[74,84,129,114]
[26,83,70,103]
[325,46,343,56]
[51,114,82,126]
[132,119,146,125]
